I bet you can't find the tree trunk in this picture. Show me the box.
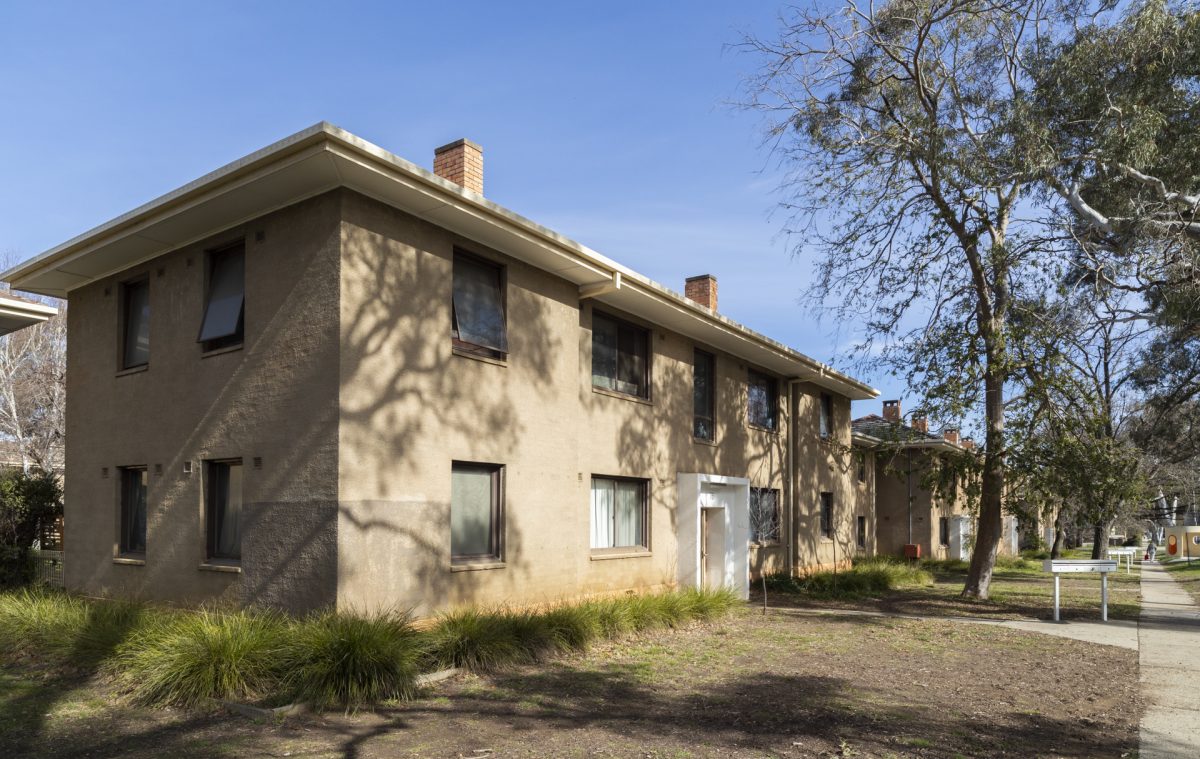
[1050,512,1065,559]
[963,367,1005,599]
[1091,522,1110,560]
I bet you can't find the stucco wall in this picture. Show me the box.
[64,193,342,612]
[335,191,840,616]
[873,449,967,560]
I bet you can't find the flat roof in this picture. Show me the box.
[2,123,878,400]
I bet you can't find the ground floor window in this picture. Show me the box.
[119,466,147,556]
[205,459,243,561]
[750,487,780,544]
[590,476,648,550]
[939,516,950,546]
[857,515,867,549]
[451,462,504,563]
[820,492,834,539]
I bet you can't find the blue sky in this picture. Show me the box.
[0,0,904,417]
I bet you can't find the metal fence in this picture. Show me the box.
[32,549,64,588]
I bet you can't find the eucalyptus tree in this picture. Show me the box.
[742,0,1100,598]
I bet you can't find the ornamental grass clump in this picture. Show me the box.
[426,607,530,671]
[280,609,424,711]
[0,589,150,668]
[766,558,934,599]
[111,608,287,707]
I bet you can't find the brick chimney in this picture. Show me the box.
[962,437,976,450]
[942,426,960,445]
[882,399,901,422]
[684,274,718,310]
[911,412,928,433]
[433,139,484,195]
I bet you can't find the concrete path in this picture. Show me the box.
[1139,561,1200,759]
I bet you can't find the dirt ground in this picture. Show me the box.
[2,609,1141,759]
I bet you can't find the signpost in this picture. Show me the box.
[1043,560,1118,622]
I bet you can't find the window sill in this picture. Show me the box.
[450,560,506,572]
[452,347,508,367]
[200,344,244,359]
[116,364,148,377]
[750,542,782,549]
[591,386,653,406]
[589,549,652,561]
[692,436,717,447]
[198,562,241,574]
[747,423,780,436]
[113,556,145,566]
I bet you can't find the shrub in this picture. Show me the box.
[0,471,63,587]
[111,608,287,707]
[280,610,424,711]
[426,607,531,671]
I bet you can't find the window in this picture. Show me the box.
[693,349,715,440]
[857,456,867,483]
[205,460,243,561]
[590,476,648,550]
[198,242,245,351]
[747,370,778,430]
[592,312,649,398]
[939,517,950,546]
[119,467,147,555]
[121,279,150,369]
[857,515,867,549]
[451,462,504,562]
[452,252,508,357]
[819,393,833,438]
[750,487,781,544]
[819,492,834,539]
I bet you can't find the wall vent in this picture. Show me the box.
[154,463,163,476]
[101,467,109,479]
[182,461,193,475]
[253,456,263,470]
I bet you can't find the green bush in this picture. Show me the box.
[0,471,63,587]
[111,608,287,707]
[280,610,424,711]
[426,607,532,671]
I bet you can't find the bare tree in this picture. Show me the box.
[742,0,1099,598]
[0,271,65,474]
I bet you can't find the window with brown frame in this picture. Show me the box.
[592,311,649,398]
[819,393,833,438]
[118,466,147,556]
[939,517,950,546]
[750,487,781,544]
[590,476,648,550]
[820,492,834,539]
[747,370,778,430]
[121,278,150,369]
[205,459,243,561]
[693,349,715,440]
[857,515,867,549]
[198,242,245,352]
[451,462,504,563]
[451,251,508,358]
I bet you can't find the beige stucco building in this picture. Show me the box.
[4,124,878,616]
[853,401,975,561]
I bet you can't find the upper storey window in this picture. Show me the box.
[121,278,149,369]
[198,242,245,352]
[592,311,649,399]
[747,370,778,431]
[452,252,508,358]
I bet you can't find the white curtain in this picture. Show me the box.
[591,480,614,548]
[615,480,643,547]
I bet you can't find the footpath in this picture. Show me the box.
[1139,561,1200,759]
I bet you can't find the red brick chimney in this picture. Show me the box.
[962,437,976,450]
[882,399,901,422]
[684,275,717,310]
[911,412,928,433]
[433,139,483,195]
[942,427,960,445]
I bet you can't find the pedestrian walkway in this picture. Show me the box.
[1139,561,1200,758]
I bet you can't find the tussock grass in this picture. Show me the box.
[428,588,738,672]
[766,558,934,599]
[110,608,287,707]
[280,610,424,711]
[2,586,739,710]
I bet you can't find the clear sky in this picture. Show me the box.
[0,0,907,418]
